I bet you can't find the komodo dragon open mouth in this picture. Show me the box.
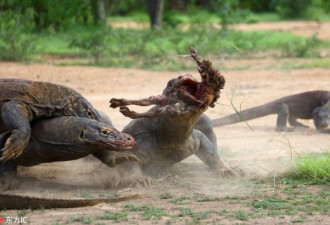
[109,46,225,118]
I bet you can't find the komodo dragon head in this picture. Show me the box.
[319,100,330,127]
[31,117,136,151]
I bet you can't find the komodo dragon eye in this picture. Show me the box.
[100,128,112,136]
[86,108,96,118]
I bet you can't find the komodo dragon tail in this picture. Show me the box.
[0,193,140,209]
[212,102,275,127]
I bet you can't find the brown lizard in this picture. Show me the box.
[212,90,330,132]
[0,78,104,161]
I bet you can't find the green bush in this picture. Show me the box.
[0,12,35,61]
[70,27,110,64]
[29,24,329,69]
[274,0,328,19]
[291,153,330,184]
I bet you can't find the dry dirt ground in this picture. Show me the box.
[0,22,329,225]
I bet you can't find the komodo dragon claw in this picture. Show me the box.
[0,130,29,162]
[107,151,142,167]
[217,166,245,178]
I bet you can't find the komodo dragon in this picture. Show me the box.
[0,78,104,161]
[0,116,138,191]
[212,91,330,132]
[110,47,243,184]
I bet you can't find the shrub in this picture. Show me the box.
[0,12,35,61]
[291,153,330,184]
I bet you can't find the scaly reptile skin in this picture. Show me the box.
[0,79,105,161]
[0,116,138,191]
[109,47,243,186]
[212,90,330,132]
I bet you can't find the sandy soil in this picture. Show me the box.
[0,21,329,224]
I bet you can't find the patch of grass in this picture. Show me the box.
[16,209,29,217]
[160,193,173,199]
[96,210,128,222]
[178,207,215,222]
[170,196,190,205]
[247,178,329,218]
[69,215,93,224]
[280,59,330,69]
[78,190,95,198]
[233,210,249,221]
[124,204,168,220]
[193,193,221,202]
[291,214,307,223]
[249,197,291,210]
[290,153,330,184]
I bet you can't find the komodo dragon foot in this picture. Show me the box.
[0,129,30,162]
[100,151,142,168]
[216,166,245,178]
[116,177,153,189]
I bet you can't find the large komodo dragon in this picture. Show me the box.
[0,116,140,209]
[0,78,104,162]
[110,47,243,184]
[212,90,330,132]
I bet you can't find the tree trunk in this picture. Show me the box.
[91,0,106,25]
[146,0,164,30]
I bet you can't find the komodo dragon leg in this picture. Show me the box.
[110,95,166,108]
[288,116,309,128]
[0,101,33,161]
[155,130,243,177]
[276,103,308,131]
[275,103,289,131]
[0,133,19,190]
[116,105,183,119]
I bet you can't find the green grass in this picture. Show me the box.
[233,210,250,221]
[78,190,95,198]
[96,210,128,222]
[160,193,173,199]
[293,153,330,184]
[69,215,94,224]
[279,59,330,69]
[178,207,215,222]
[170,196,190,205]
[124,203,168,220]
